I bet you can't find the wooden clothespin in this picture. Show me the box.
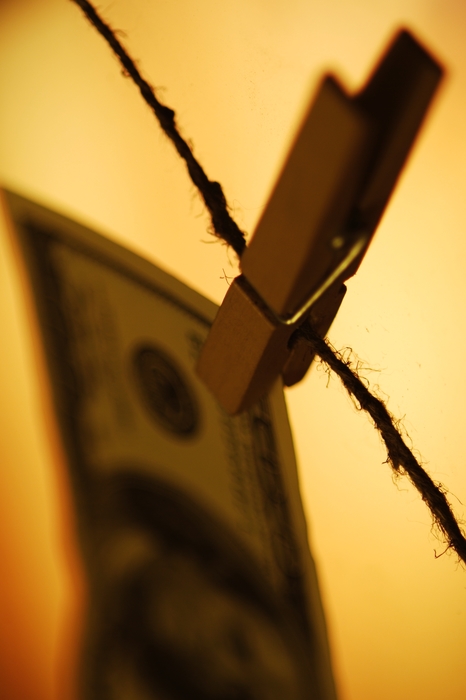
[197,30,443,415]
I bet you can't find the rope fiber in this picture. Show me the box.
[293,324,466,562]
[72,0,247,258]
[71,0,466,565]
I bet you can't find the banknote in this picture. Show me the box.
[3,189,337,700]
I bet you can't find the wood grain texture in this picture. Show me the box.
[196,276,294,414]
[241,77,371,317]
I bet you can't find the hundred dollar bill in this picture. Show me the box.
[3,189,337,700]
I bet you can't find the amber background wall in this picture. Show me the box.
[1,1,466,698]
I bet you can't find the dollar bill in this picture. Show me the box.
[3,189,337,700]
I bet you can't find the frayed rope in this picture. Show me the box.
[72,0,247,258]
[71,0,466,565]
[292,324,466,564]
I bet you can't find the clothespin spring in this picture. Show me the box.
[265,231,369,327]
